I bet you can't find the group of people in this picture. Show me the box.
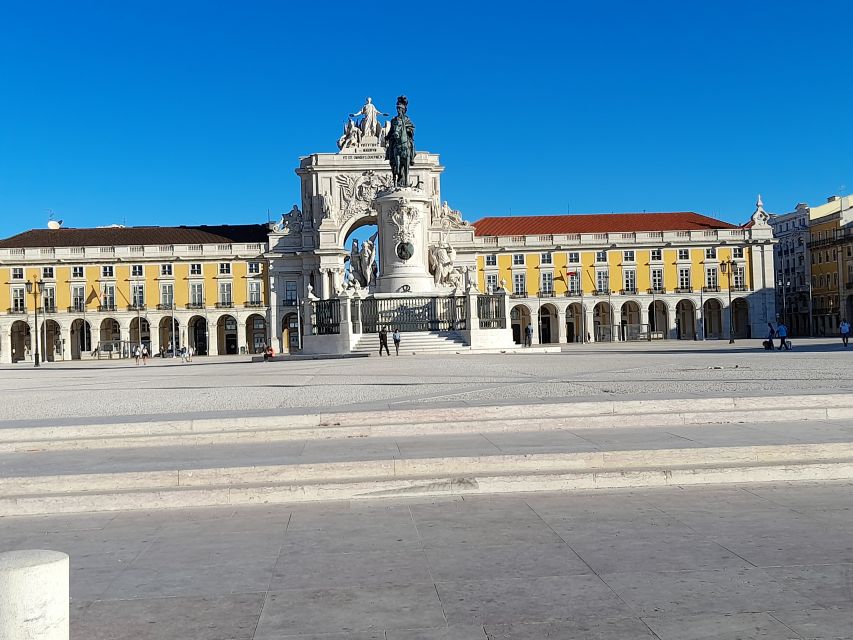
[378,327,401,356]
[133,344,149,365]
[764,322,790,351]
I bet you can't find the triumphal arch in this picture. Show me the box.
[267,96,513,354]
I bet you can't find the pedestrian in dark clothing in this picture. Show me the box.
[379,327,390,356]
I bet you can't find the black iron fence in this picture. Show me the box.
[311,299,341,335]
[355,296,467,333]
[477,294,506,329]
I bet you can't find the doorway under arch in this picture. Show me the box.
[703,299,723,339]
[159,317,180,356]
[593,301,612,341]
[675,300,696,339]
[282,313,300,353]
[538,304,558,344]
[649,300,668,337]
[510,304,531,344]
[99,318,121,354]
[732,298,750,338]
[246,314,267,353]
[566,302,584,342]
[10,320,30,363]
[620,300,641,340]
[188,316,208,356]
[41,319,61,362]
[217,315,238,355]
[130,317,151,350]
[70,319,91,359]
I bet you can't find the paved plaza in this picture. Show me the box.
[1,338,852,424]
[3,339,853,638]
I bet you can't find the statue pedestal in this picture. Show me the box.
[373,188,434,295]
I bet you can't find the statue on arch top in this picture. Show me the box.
[386,95,415,188]
[350,97,388,138]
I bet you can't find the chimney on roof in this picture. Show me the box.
[828,195,840,202]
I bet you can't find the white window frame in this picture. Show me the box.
[512,254,525,266]
[219,262,232,275]
[71,285,85,311]
[131,264,144,277]
[705,247,717,259]
[513,273,526,296]
[650,249,662,261]
[485,273,498,293]
[71,266,84,279]
[623,269,636,292]
[102,265,114,278]
[596,269,609,293]
[131,283,145,307]
[705,267,718,289]
[651,267,664,292]
[540,271,554,294]
[248,262,261,275]
[219,281,233,304]
[160,264,173,277]
[11,267,24,280]
[190,282,205,306]
[485,254,497,267]
[190,263,202,276]
[568,251,580,263]
[42,266,54,279]
[540,252,552,265]
[248,281,262,304]
[678,267,691,290]
[733,247,744,259]
[622,250,635,263]
[102,284,116,308]
[160,283,174,307]
[284,281,297,305]
[595,250,607,263]
[12,287,26,312]
[677,249,690,261]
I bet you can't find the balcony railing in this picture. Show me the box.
[732,285,749,292]
[537,291,555,298]
[282,298,298,307]
[674,287,693,294]
[702,286,720,293]
[186,302,205,310]
[7,307,27,314]
[215,302,234,309]
[68,303,86,313]
[127,304,146,311]
[244,301,265,308]
[98,304,116,312]
[564,290,582,297]
[156,303,174,311]
[648,287,666,294]
[41,304,57,313]
[620,288,637,295]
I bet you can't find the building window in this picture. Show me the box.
[161,264,173,277]
[540,252,552,265]
[513,273,526,296]
[219,281,233,304]
[733,266,746,289]
[284,280,298,305]
[219,262,232,275]
[12,287,25,312]
[102,284,115,309]
[102,265,114,278]
[72,285,85,311]
[623,250,635,263]
[248,262,261,275]
[42,287,55,312]
[486,273,498,292]
[650,249,662,261]
[131,264,144,277]
[596,270,609,293]
[131,284,145,307]
[160,284,174,307]
[11,267,24,280]
[540,272,553,294]
[678,268,691,290]
[705,267,718,289]
[190,263,202,276]
[567,271,580,294]
[705,247,717,260]
[42,266,54,279]
[678,249,690,261]
[595,251,607,263]
[512,254,524,266]
[834,272,839,286]
[651,268,663,292]
[623,269,636,292]
[485,254,497,267]
[249,281,262,304]
[190,282,204,306]
[71,266,84,279]
[568,251,580,263]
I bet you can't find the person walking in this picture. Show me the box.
[524,323,533,347]
[776,321,789,351]
[378,326,390,356]
[841,319,851,348]
[134,345,141,366]
[765,322,775,351]
[392,328,401,355]
[141,345,148,365]
[188,345,194,362]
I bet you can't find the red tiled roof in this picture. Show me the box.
[471,212,737,236]
[0,224,270,249]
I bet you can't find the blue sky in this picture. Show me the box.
[1,1,851,239]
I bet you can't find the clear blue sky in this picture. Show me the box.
[1,0,851,239]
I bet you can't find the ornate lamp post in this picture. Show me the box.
[25,278,44,367]
[720,260,735,343]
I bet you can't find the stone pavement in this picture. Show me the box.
[1,338,852,425]
[3,483,853,639]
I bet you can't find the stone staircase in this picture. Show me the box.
[353,330,468,354]
[5,394,853,516]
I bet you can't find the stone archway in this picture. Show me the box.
[732,298,750,338]
[703,299,723,339]
[217,315,238,355]
[282,313,300,353]
[246,314,267,353]
[620,300,641,341]
[130,317,151,350]
[675,300,696,340]
[11,320,30,363]
[70,319,92,359]
[649,300,668,337]
[159,317,180,356]
[593,302,612,341]
[510,304,531,345]
[99,318,121,355]
[188,316,208,356]
[537,303,558,344]
[566,302,584,342]
[41,319,61,362]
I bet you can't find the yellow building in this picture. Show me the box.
[807,196,853,335]
[0,224,270,363]
[469,205,775,344]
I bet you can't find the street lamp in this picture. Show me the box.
[25,278,44,367]
[720,260,735,343]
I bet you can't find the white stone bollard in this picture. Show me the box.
[0,550,69,640]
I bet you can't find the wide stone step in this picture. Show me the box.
[2,394,852,453]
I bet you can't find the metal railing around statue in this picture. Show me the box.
[311,299,341,335]
[477,294,507,329]
[354,296,467,333]
[595,323,653,342]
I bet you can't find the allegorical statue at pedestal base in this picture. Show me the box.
[386,95,415,188]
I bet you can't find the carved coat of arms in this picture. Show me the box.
[335,171,392,223]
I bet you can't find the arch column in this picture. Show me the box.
[585,308,595,342]
[1,325,10,364]
[557,307,567,343]
[149,317,161,357]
